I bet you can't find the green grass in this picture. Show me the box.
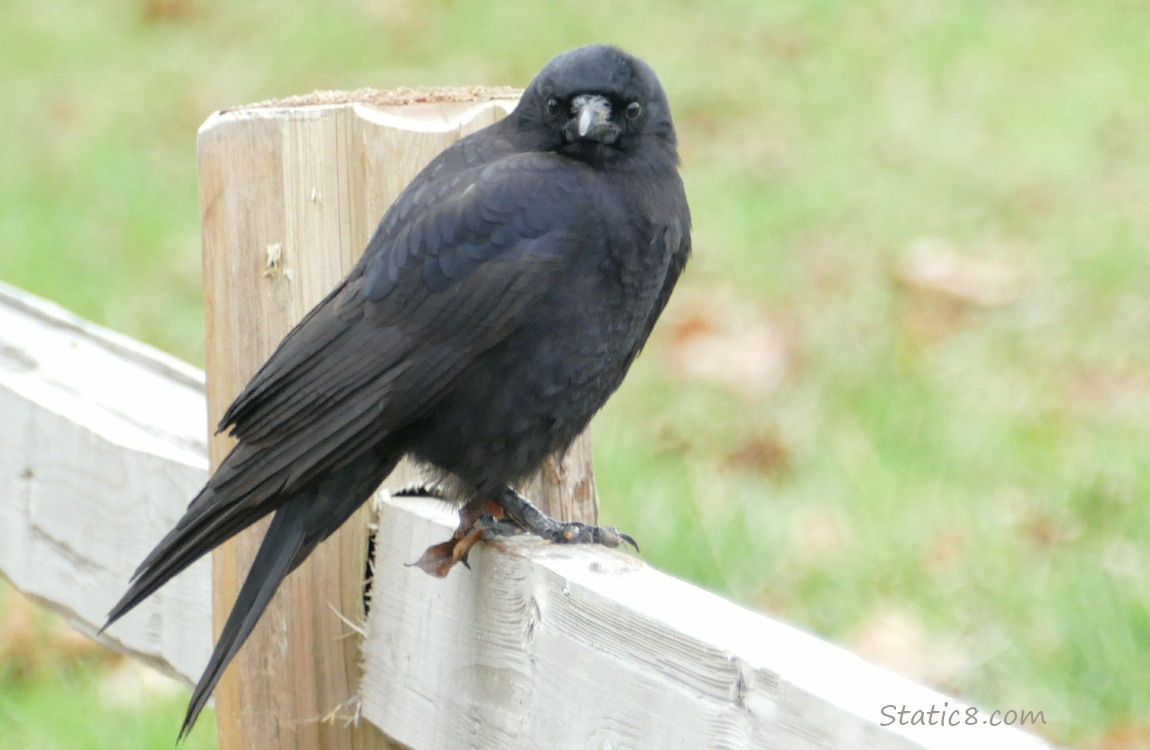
[3,0,1149,746]
[0,659,218,750]
[0,584,218,749]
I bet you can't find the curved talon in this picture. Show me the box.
[591,525,639,552]
[619,532,639,552]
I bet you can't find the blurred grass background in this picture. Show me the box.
[2,0,1148,747]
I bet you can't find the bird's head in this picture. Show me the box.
[515,44,678,165]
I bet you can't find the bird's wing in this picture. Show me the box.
[111,150,596,612]
[208,150,594,500]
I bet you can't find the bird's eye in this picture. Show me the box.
[546,97,560,116]
[625,101,643,120]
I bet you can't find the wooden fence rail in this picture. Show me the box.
[0,91,1056,750]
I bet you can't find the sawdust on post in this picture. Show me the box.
[235,86,523,112]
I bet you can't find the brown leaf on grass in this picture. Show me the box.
[997,489,1081,550]
[924,528,966,575]
[894,238,1023,343]
[358,0,423,29]
[1083,723,1150,750]
[897,238,1023,308]
[653,424,691,455]
[724,428,793,478]
[848,606,967,686]
[0,587,38,671]
[47,618,108,663]
[662,288,795,395]
[1064,364,1150,414]
[140,0,202,23]
[753,586,792,618]
[0,586,117,677]
[1022,512,1081,549]
[790,507,851,563]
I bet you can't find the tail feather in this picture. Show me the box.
[103,449,397,741]
[178,452,393,738]
[101,487,275,632]
[179,500,309,739]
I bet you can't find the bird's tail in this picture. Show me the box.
[179,495,310,738]
[101,448,394,741]
[178,451,392,738]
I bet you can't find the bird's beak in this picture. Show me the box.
[577,105,597,138]
[570,94,618,144]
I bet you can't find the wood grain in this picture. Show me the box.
[361,495,1055,750]
[0,282,211,685]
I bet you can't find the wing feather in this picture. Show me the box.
[210,149,592,505]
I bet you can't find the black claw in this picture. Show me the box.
[588,525,639,551]
[618,531,640,553]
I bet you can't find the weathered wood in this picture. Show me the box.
[0,281,211,685]
[363,495,1054,750]
[197,90,596,750]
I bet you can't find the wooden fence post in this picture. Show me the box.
[197,89,598,750]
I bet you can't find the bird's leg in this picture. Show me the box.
[494,486,639,551]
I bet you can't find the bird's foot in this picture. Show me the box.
[409,487,638,578]
[494,486,639,552]
[408,499,504,577]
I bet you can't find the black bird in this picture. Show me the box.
[102,43,691,739]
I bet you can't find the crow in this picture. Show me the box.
[102,43,691,738]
